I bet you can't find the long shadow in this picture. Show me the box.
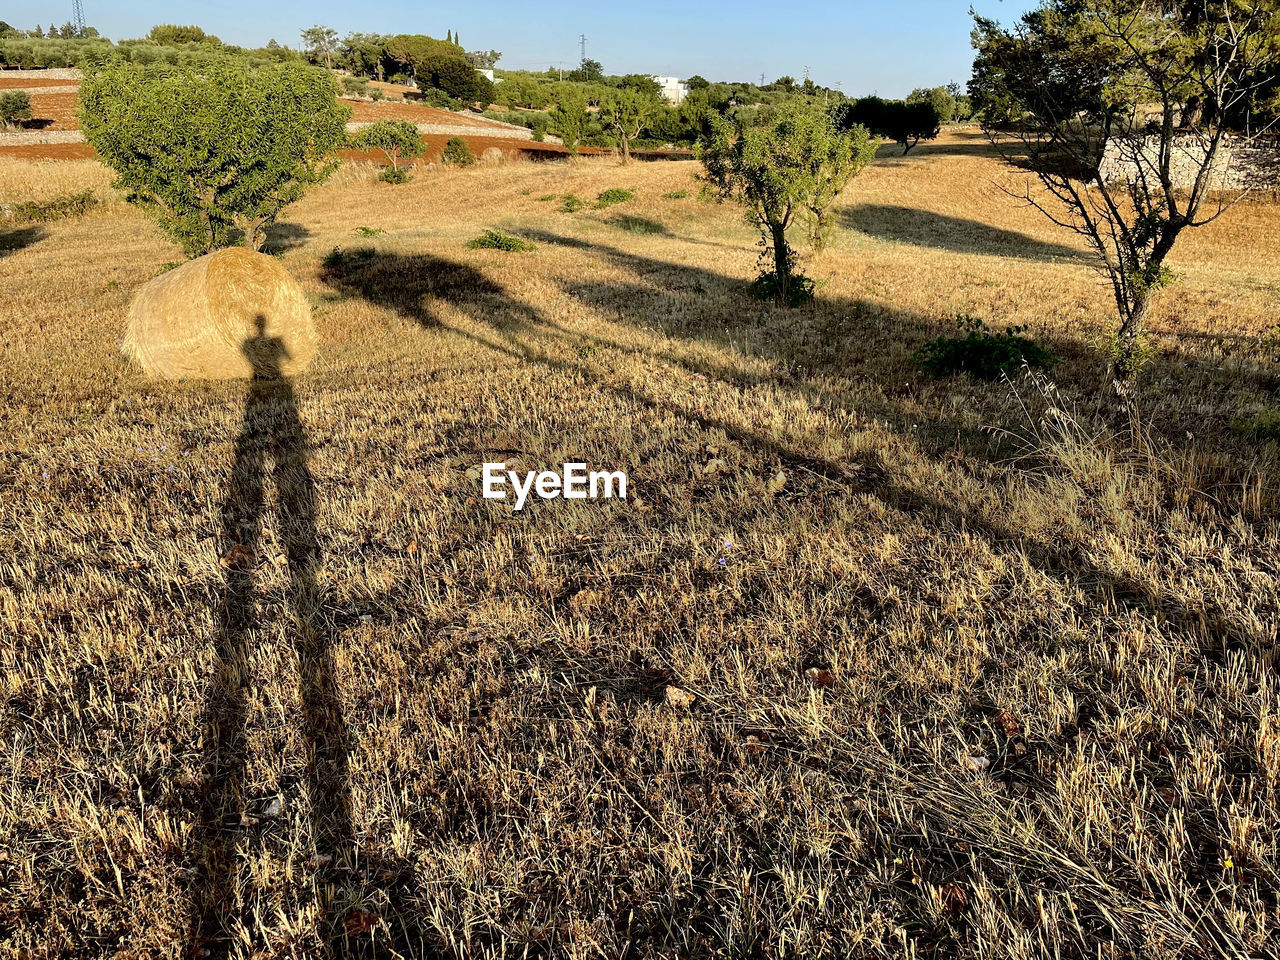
[316,246,1278,952]
[190,317,356,957]
[0,226,43,257]
[262,222,313,255]
[318,246,1268,653]
[840,203,1086,262]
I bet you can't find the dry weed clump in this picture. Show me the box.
[0,130,1278,959]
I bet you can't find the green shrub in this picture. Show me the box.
[561,193,585,212]
[442,136,475,166]
[355,226,385,237]
[1231,408,1280,442]
[424,88,462,110]
[8,190,98,224]
[595,187,634,209]
[914,315,1058,380]
[342,76,369,96]
[538,194,556,201]
[370,87,385,101]
[531,116,548,142]
[750,270,815,307]
[466,229,535,252]
[379,167,412,184]
[0,90,32,129]
[662,189,690,199]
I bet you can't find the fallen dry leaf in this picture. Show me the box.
[406,539,419,555]
[964,753,991,772]
[704,458,728,475]
[665,685,696,708]
[995,710,1021,738]
[766,470,787,495]
[939,882,969,917]
[219,544,254,571]
[744,734,767,756]
[465,464,484,481]
[343,910,379,937]
[308,853,333,869]
[805,667,836,688]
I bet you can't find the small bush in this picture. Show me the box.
[561,193,585,213]
[914,315,1058,380]
[8,190,98,224]
[355,226,385,237]
[538,194,556,202]
[370,87,385,102]
[595,187,634,209]
[531,116,548,142]
[0,90,32,129]
[1231,408,1280,442]
[442,136,475,166]
[662,189,690,199]
[323,245,377,268]
[467,229,535,252]
[379,167,412,184]
[749,270,815,307]
[342,76,369,96]
[424,88,462,110]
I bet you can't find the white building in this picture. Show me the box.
[651,76,690,105]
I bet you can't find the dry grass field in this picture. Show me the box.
[2,130,1279,959]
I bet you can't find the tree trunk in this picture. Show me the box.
[771,222,790,304]
[1108,287,1151,396]
[620,136,631,165]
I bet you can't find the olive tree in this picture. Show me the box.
[0,90,32,129]
[80,58,350,256]
[600,89,656,164]
[351,119,425,181]
[699,100,877,304]
[973,0,1280,392]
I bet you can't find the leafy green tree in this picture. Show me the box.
[575,58,603,82]
[553,86,589,154]
[600,89,656,164]
[972,0,1280,391]
[0,90,32,129]
[467,49,501,69]
[700,100,876,303]
[80,58,350,256]
[148,24,219,45]
[907,86,956,126]
[687,75,710,90]
[300,25,339,69]
[352,119,424,178]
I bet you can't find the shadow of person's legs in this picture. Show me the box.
[191,327,355,954]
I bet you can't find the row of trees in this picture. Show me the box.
[299,29,495,103]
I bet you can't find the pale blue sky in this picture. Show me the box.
[5,1,1038,98]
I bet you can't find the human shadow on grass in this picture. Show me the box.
[0,225,43,257]
[190,316,358,957]
[840,204,1085,262]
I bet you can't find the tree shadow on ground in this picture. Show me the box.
[262,222,313,255]
[840,203,1086,262]
[0,226,43,257]
[316,244,1275,954]
[190,316,360,957]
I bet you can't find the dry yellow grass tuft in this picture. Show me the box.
[1,131,1278,959]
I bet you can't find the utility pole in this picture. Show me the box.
[579,34,588,64]
[71,0,85,35]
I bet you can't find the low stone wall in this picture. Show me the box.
[1098,134,1280,191]
[0,68,83,82]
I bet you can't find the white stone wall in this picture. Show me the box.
[1098,134,1280,191]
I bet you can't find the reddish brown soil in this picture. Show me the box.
[0,77,80,89]
[25,92,80,130]
[0,142,97,160]
[341,98,509,129]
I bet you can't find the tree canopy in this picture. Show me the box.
[80,58,350,256]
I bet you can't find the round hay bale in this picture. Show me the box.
[480,147,506,165]
[124,248,316,380]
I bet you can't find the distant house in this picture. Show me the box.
[477,69,496,82]
[651,76,690,105]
